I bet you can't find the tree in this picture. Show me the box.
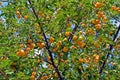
[0,0,120,80]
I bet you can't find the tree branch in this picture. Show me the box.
[0,70,9,80]
[99,24,120,75]
[68,24,78,41]
[27,0,63,80]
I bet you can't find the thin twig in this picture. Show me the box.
[99,24,120,74]
[0,70,9,80]
[27,0,63,80]
[68,24,78,41]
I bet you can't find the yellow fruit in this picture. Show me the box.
[79,66,82,70]
[81,23,85,27]
[54,73,58,78]
[78,36,84,41]
[79,31,82,34]
[16,11,20,15]
[63,38,67,41]
[48,56,51,61]
[52,48,58,52]
[46,15,50,21]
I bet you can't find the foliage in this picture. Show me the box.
[0,0,120,80]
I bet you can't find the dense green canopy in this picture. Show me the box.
[0,0,120,80]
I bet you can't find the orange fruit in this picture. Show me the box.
[111,6,116,10]
[94,41,100,48]
[72,35,77,40]
[28,39,32,43]
[37,59,41,64]
[24,15,28,20]
[71,45,76,49]
[26,47,31,51]
[97,11,104,17]
[30,75,35,80]
[93,54,99,60]
[19,49,26,56]
[32,72,36,76]
[52,48,58,52]
[54,73,58,78]
[81,42,86,48]
[16,11,20,15]
[31,43,36,48]
[98,37,102,42]
[49,37,54,43]
[92,20,100,25]
[41,76,49,80]
[20,44,24,48]
[38,42,45,48]
[78,58,84,63]
[17,14,21,18]
[33,67,37,71]
[63,47,68,52]
[48,56,51,61]
[94,2,102,8]
[95,24,101,30]
[39,11,45,18]
[102,16,107,22]
[67,22,71,27]
[65,31,70,36]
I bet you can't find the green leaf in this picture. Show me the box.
[5,70,14,75]
[0,59,12,68]
[9,53,19,61]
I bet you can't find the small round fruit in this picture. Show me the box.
[24,15,28,20]
[63,47,68,52]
